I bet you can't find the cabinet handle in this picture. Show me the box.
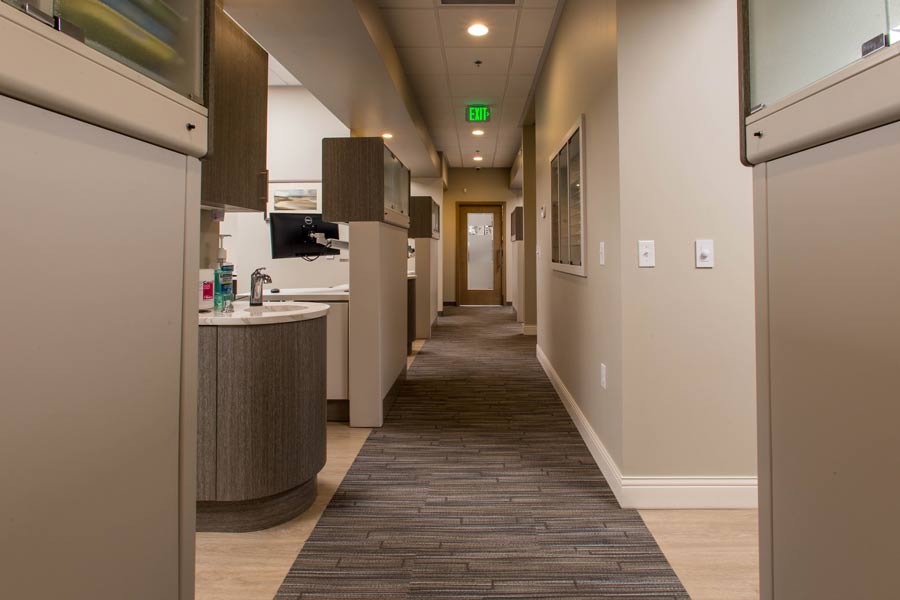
[259,170,269,203]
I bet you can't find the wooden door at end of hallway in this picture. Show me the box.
[457,204,504,306]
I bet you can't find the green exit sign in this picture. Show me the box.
[466,105,491,122]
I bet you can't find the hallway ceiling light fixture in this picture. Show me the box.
[382,133,393,139]
[467,23,489,37]
[473,155,484,162]
[472,129,485,136]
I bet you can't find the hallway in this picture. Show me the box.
[275,307,688,599]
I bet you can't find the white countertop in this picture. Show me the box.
[199,301,330,326]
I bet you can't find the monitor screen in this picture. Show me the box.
[270,213,341,259]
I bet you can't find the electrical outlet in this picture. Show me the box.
[599,241,606,266]
[600,363,607,389]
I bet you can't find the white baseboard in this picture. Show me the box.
[536,345,758,509]
[522,324,537,336]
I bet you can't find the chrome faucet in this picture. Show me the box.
[249,268,272,306]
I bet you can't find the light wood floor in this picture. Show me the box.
[195,422,372,600]
[196,341,759,599]
[642,510,760,600]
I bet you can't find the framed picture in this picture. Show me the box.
[268,181,322,213]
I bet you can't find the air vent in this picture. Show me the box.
[441,0,516,5]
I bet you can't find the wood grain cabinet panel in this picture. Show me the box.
[409,196,434,238]
[201,3,268,212]
[215,320,326,501]
[197,318,327,531]
[323,137,410,226]
[197,326,218,501]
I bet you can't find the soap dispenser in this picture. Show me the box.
[214,234,235,312]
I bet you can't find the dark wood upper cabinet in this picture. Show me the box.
[201,2,268,212]
[511,206,523,241]
[409,196,440,239]
[322,137,410,228]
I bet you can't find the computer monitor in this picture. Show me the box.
[269,213,341,259]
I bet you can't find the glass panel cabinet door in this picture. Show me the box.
[550,155,560,264]
[557,143,569,266]
[50,0,205,102]
[567,130,582,267]
[749,0,889,109]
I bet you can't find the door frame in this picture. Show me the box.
[456,203,505,306]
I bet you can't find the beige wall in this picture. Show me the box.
[442,167,518,304]
[534,0,756,483]
[618,0,756,475]
[535,0,625,466]
[348,221,408,428]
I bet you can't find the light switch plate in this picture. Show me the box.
[638,240,655,267]
[599,241,606,266]
[600,363,607,389]
[695,239,714,268]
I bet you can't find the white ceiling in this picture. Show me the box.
[268,55,301,86]
[377,0,560,168]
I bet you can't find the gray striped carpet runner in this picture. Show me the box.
[275,307,690,599]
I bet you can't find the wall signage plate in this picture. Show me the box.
[466,105,491,122]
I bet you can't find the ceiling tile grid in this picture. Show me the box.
[378,0,559,168]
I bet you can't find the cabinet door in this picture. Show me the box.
[201,3,268,211]
[0,94,186,600]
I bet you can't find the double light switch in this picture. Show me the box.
[636,240,715,268]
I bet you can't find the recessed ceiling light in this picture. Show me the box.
[382,133,393,139]
[467,23,489,37]
[473,155,484,162]
[472,129,485,136]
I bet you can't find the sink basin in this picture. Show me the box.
[245,304,305,314]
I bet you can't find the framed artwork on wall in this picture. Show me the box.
[268,181,322,214]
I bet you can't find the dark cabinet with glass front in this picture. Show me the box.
[322,137,411,228]
[410,196,439,239]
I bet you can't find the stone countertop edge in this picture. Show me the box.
[199,301,330,326]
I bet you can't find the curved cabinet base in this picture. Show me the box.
[197,476,317,533]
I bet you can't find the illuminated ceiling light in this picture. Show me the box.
[467,23,489,37]
[473,155,484,162]
[382,133,393,139]
[472,129,485,136]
